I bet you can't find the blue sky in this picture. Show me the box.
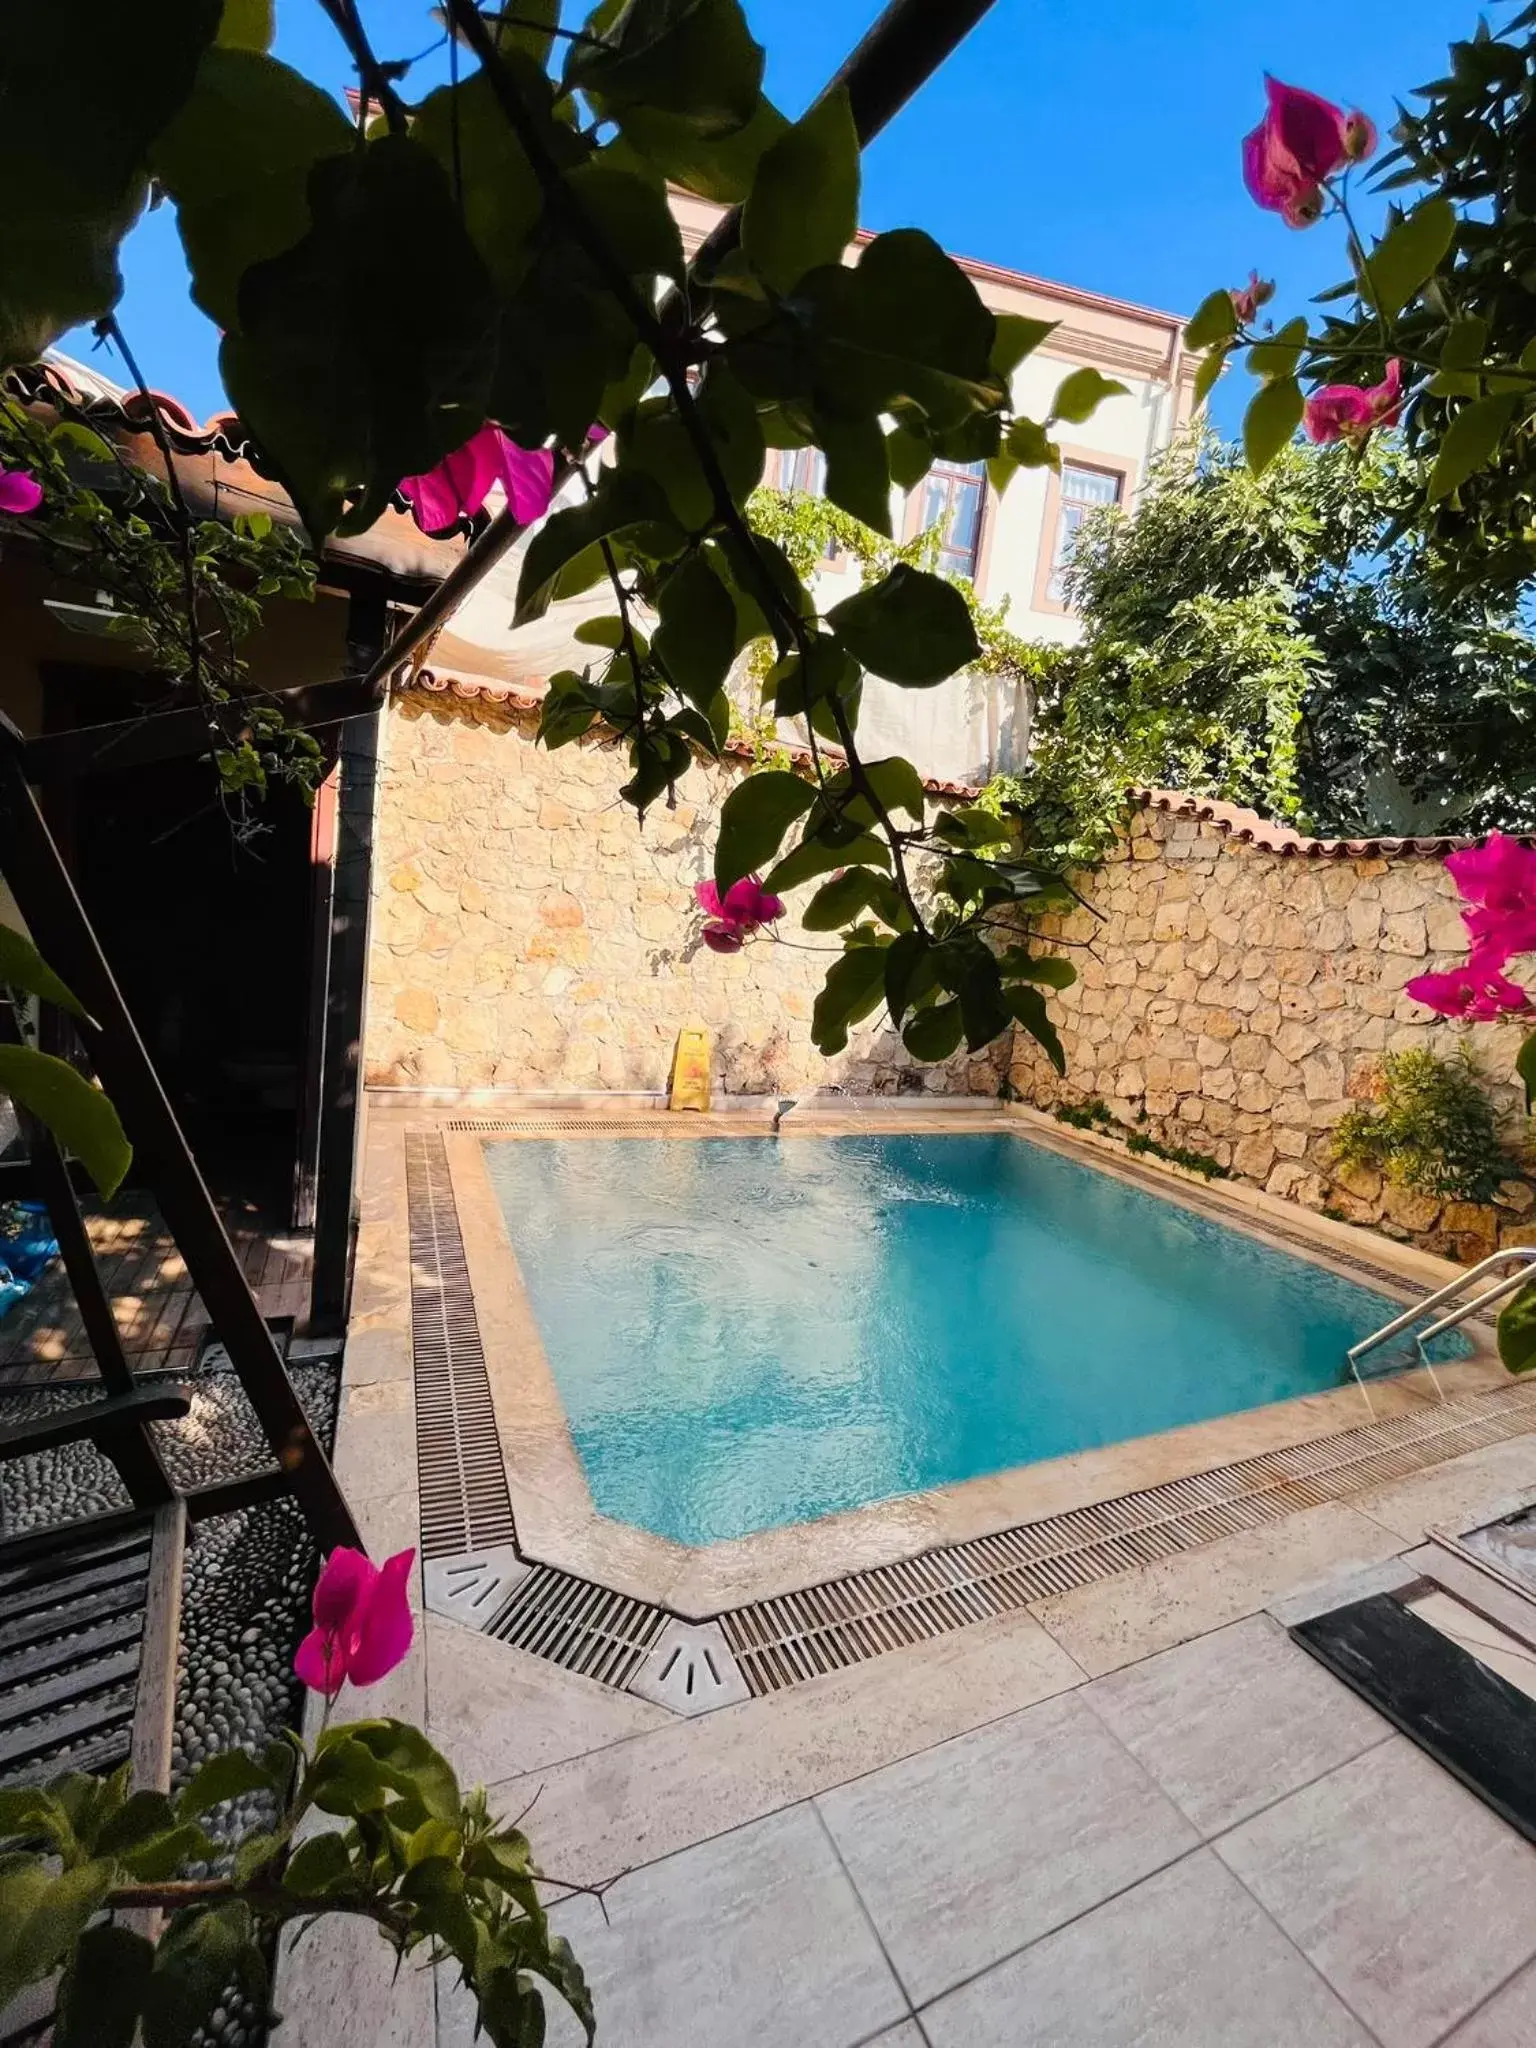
[63,0,1483,439]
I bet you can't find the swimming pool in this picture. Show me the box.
[482,1133,1463,1547]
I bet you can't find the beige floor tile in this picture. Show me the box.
[1217,1737,1536,2048]
[425,1614,671,1786]
[1087,1614,1391,1834]
[818,1690,1196,2005]
[1350,1437,1536,1544]
[485,1604,1084,1885]
[1029,1502,1406,1676]
[920,1850,1371,2048]
[273,1904,435,2048]
[443,1803,907,2048]
[1442,1958,1536,2044]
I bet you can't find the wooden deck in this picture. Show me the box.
[0,1196,312,1385]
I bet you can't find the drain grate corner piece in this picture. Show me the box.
[628,1619,751,1716]
[406,1131,518,1560]
[487,1564,667,1690]
[423,1546,529,1629]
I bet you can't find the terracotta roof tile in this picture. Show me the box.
[1130,787,1533,859]
[397,667,981,797]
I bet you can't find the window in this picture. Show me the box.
[917,458,986,579]
[775,445,827,497]
[1048,462,1123,604]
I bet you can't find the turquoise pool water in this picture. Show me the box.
[482,1133,1463,1547]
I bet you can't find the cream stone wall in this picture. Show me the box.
[364,688,1009,1099]
[1010,803,1536,1262]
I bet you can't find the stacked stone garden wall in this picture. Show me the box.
[1010,800,1536,1262]
[363,686,1007,1099]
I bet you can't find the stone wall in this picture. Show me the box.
[1009,800,1535,1262]
[364,685,1007,1099]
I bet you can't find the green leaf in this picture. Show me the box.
[141,1903,263,2048]
[763,829,888,893]
[768,636,860,723]
[886,423,932,490]
[1364,195,1456,318]
[883,929,938,1027]
[991,314,1057,376]
[573,616,630,650]
[1049,366,1127,425]
[515,469,680,624]
[0,0,221,365]
[176,1747,275,1821]
[0,1857,114,2010]
[1006,983,1066,1072]
[1517,1030,1536,1113]
[332,1719,461,1824]
[955,951,1009,1051]
[566,160,686,285]
[119,1822,216,1884]
[1498,1278,1536,1375]
[828,564,981,686]
[997,948,1076,988]
[1192,348,1227,411]
[614,96,788,203]
[1183,288,1238,351]
[413,71,544,299]
[0,1788,67,1852]
[715,770,815,890]
[741,87,858,296]
[217,0,273,49]
[220,135,497,541]
[282,1828,356,1897]
[654,553,736,708]
[811,944,890,1055]
[1244,375,1303,476]
[902,999,964,1062]
[55,1922,154,2048]
[1429,314,1489,397]
[818,412,891,534]
[1247,315,1308,383]
[1005,417,1058,470]
[860,756,927,822]
[852,231,996,393]
[151,48,354,335]
[0,1046,130,1197]
[538,672,602,750]
[567,0,765,137]
[1426,392,1523,503]
[0,928,87,1020]
[803,867,887,931]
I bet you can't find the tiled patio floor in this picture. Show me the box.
[273,1102,1536,2048]
[0,1194,312,1384]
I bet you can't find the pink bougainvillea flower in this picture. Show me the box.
[1229,271,1274,326]
[1443,831,1536,960]
[1405,954,1534,1022]
[694,875,785,952]
[0,467,43,516]
[401,425,555,535]
[1243,76,1376,227]
[1304,360,1403,445]
[294,1545,415,1697]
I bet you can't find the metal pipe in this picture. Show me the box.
[1347,1246,1536,1365]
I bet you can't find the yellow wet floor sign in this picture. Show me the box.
[668,1028,711,1112]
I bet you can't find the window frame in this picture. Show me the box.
[909,456,989,582]
[1031,447,1136,616]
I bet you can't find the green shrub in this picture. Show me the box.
[1333,1047,1510,1203]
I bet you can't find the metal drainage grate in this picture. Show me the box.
[719,1383,1536,1695]
[405,1131,518,1560]
[487,1563,667,1689]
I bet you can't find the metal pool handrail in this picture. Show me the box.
[1347,1247,1536,1408]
